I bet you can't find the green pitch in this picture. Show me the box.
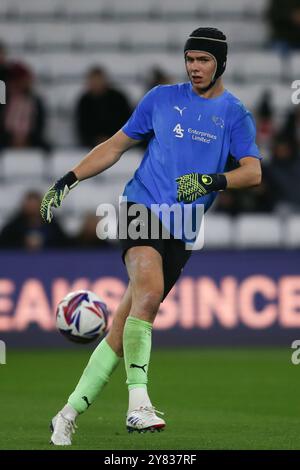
[0,348,299,450]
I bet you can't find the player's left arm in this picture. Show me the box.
[176,108,262,203]
[176,158,261,203]
[224,156,262,189]
[176,156,261,203]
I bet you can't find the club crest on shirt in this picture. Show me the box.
[212,115,225,128]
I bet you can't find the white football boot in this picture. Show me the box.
[50,412,77,445]
[126,406,166,433]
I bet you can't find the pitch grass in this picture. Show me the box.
[0,348,299,450]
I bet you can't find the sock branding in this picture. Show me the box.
[130,363,148,373]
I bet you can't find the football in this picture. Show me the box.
[56,290,108,343]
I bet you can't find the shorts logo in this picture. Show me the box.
[173,123,184,138]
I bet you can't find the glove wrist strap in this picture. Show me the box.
[215,173,227,191]
[63,171,79,189]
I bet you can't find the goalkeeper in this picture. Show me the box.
[41,27,262,445]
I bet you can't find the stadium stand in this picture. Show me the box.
[1,149,46,181]
[0,0,299,247]
[235,214,282,248]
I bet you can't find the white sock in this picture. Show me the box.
[128,387,152,413]
[61,403,78,421]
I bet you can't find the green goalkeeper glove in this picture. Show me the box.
[40,171,79,223]
[176,173,227,203]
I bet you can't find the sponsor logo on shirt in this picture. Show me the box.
[188,128,217,144]
[173,123,185,138]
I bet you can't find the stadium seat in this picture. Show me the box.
[0,185,23,217]
[235,214,282,248]
[270,83,295,112]
[28,49,283,85]
[290,53,300,81]
[121,22,172,49]
[98,180,129,207]
[170,22,204,50]
[243,0,267,16]
[104,150,142,179]
[62,0,110,18]
[1,149,46,181]
[284,215,300,248]
[42,52,136,81]
[41,83,82,113]
[0,0,19,17]
[156,0,202,17]
[202,214,233,248]
[63,215,83,236]
[61,183,106,214]
[153,19,267,50]
[32,23,75,49]
[49,150,89,180]
[45,53,93,79]
[168,20,266,50]
[61,180,128,214]
[118,81,145,107]
[131,52,186,80]
[73,22,124,49]
[214,20,267,47]
[227,52,282,82]
[207,0,267,17]
[13,0,63,17]
[22,50,186,82]
[108,0,157,17]
[0,23,36,48]
[0,182,45,218]
[47,111,75,147]
[64,211,119,243]
[19,53,52,80]
[226,82,266,109]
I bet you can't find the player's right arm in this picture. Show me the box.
[40,130,139,223]
[71,130,138,181]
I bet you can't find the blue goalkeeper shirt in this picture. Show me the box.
[122,82,261,242]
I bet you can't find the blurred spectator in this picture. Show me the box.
[255,90,275,158]
[0,63,48,150]
[215,178,275,215]
[145,66,173,91]
[280,106,300,147]
[264,137,300,210]
[73,213,113,249]
[75,66,131,148]
[0,191,68,250]
[214,191,241,216]
[268,0,300,51]
[214,153,275,214]
[137,66,173,150]
[0,41,10,84]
